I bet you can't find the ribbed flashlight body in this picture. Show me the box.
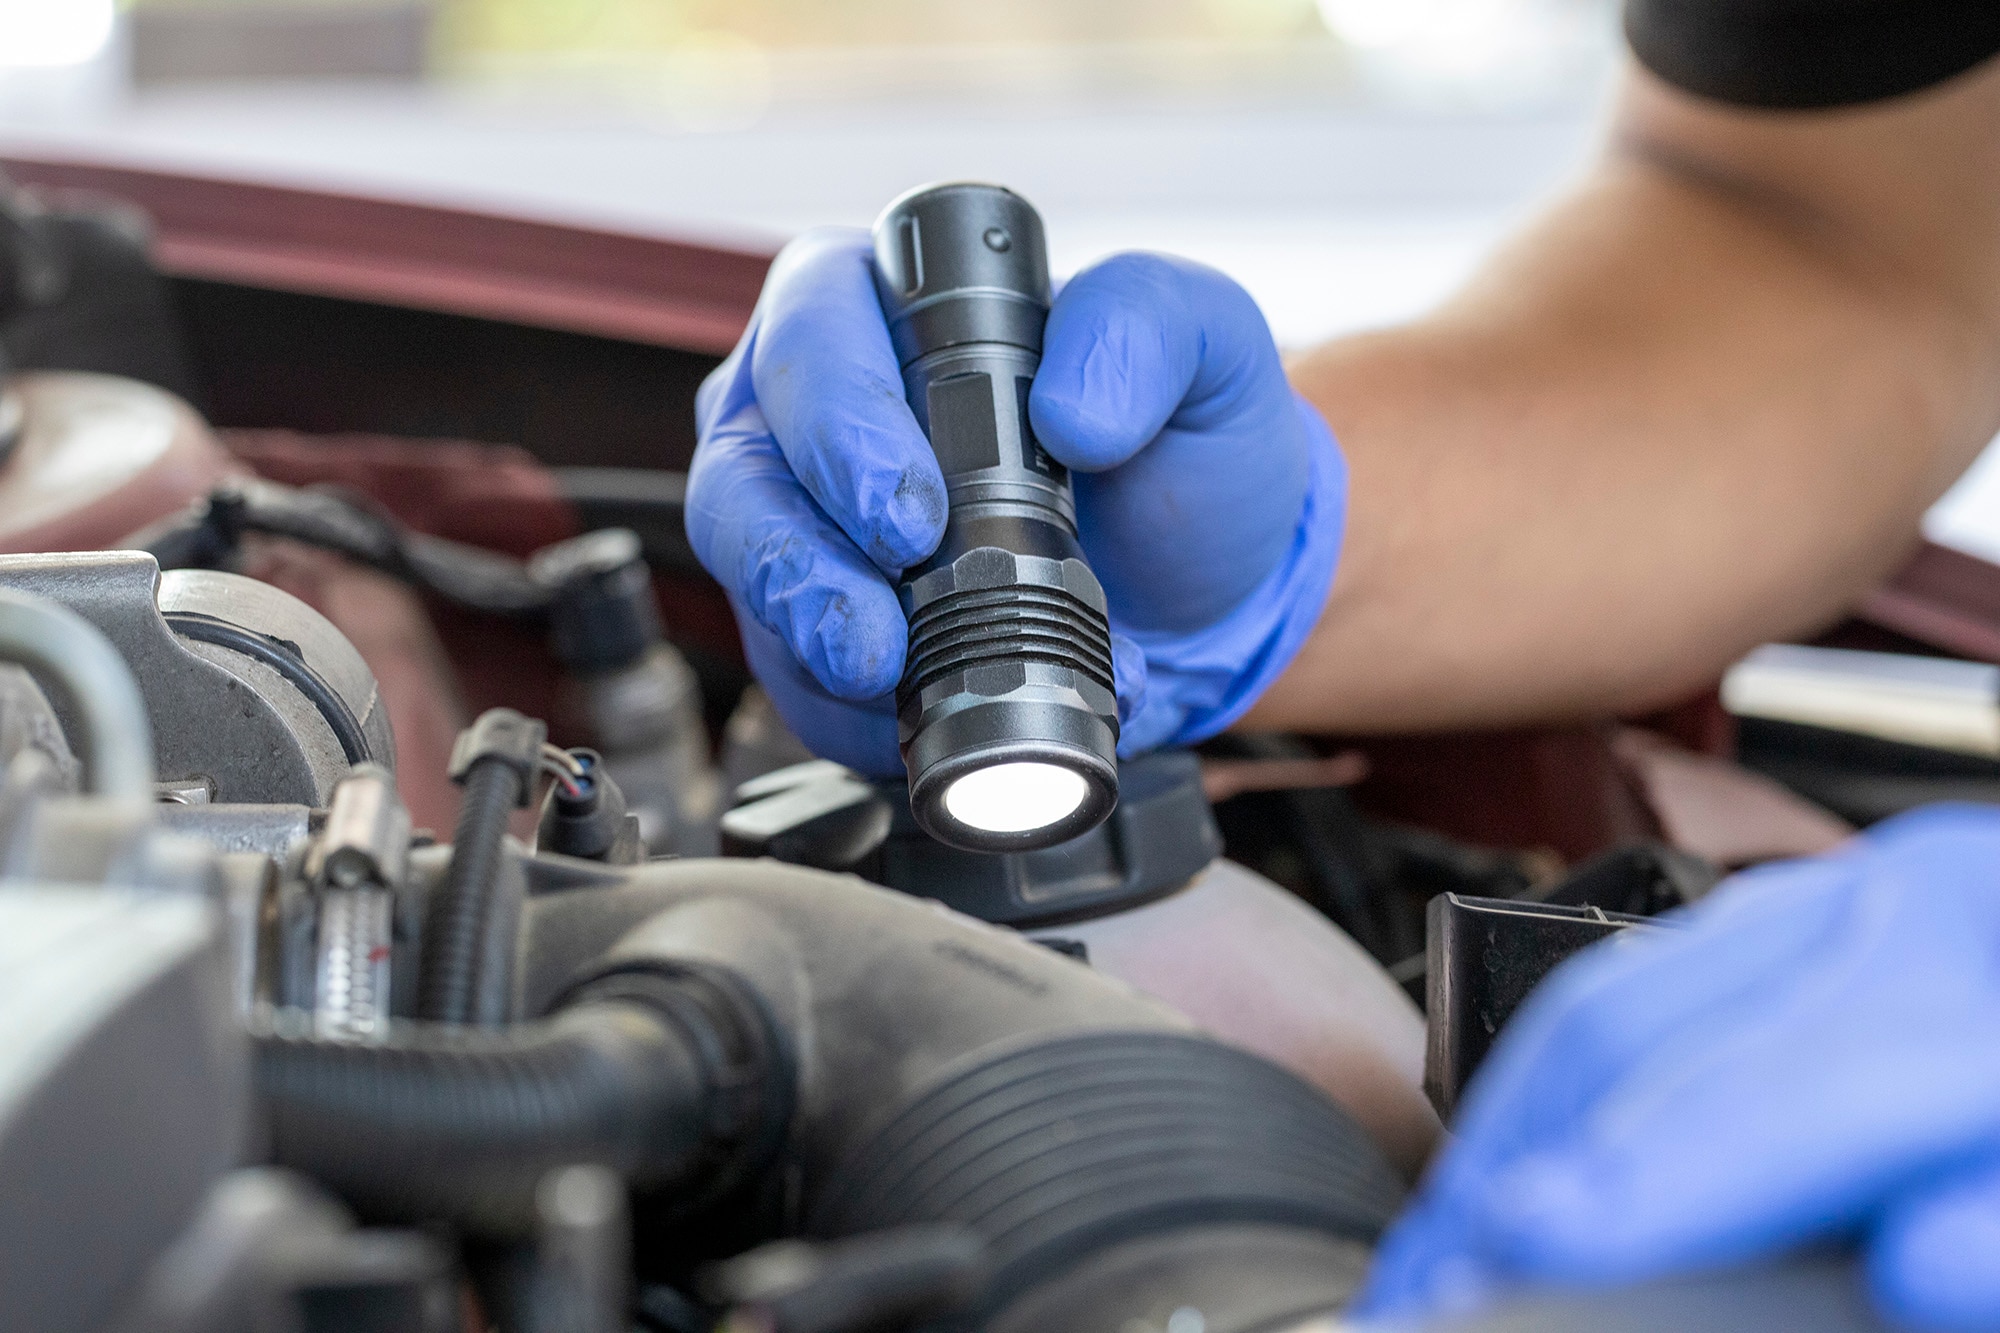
[872,183,1120,851]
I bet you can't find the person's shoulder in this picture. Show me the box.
[1626,0,2000,108]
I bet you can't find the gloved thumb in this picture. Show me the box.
[1031,251,1289,472]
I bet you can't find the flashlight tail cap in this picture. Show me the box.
[872,182,1052,368]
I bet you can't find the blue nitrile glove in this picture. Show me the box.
[1356,803,2000,1333]
[686,227,1345,775]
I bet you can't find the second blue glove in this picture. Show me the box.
[1356,804,2000,1332]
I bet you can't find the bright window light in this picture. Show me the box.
[1315,0,1513,51]
[943,761,1087,835]
[0,0,115,69]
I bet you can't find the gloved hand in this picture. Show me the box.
[1357,803,2000,1332]
[687,227,1344,775]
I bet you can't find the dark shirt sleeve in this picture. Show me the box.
[1626,0,2000,108]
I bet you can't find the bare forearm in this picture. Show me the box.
[1251,66,2000,734]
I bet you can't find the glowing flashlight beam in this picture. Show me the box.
[943,762,1090,836]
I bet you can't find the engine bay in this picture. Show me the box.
[0,160,1964,1333]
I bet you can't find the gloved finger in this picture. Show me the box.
[749,228,947,573]
[735,607,904,777]
[1111,628,1205,758]
[1110,631,1146,734]
[1869,1150,2000,1332]
[1467,811,2000,1280]
[686,395,910,702]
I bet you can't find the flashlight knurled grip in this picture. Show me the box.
[871,182,1120,852]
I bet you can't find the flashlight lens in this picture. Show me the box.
[942,761,1089,835]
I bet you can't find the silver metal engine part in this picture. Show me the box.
[0,551,393,806]
[0,584,216,895]
[304,765,409,1042]
[0,891,248,1333]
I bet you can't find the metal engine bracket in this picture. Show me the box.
[0,551,392,806]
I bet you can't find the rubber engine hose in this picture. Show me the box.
[254,997,722,1234]
[418,757,522,1024]
[518,862,1408,1328]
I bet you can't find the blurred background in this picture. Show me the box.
[0,0,1620,341]
[3,0,2000,559]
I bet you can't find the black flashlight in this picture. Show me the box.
[871,182,1119,853]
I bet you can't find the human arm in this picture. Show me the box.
[1255,56,2000,734]
[686,12,2000,765]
